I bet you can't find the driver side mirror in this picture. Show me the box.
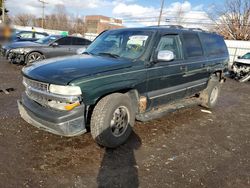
[157,50,175,62]
[51,42,59,47]
[16,35,21,39]
[237,56,241,59]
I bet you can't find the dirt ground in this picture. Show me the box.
[0,57,250,188]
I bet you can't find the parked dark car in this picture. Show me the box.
[12,30,48,42]
[8,35,92,64]
[18,26,229,148]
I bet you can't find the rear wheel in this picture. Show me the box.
[200,76,221,109]
[90,93,135,148]
[26,52,44,65]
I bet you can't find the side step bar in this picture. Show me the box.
[136,97,200,122]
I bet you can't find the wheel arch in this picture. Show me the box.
[85,88,140,125]
[25,50,45,61]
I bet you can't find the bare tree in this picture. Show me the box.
[11,4,87,35]
[42,4,70,31]
[211,0,250,40]
[69,17,86,35]
[173,6,186,25]
[13,14,36,26]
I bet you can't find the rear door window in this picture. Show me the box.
[182,33,203,57]
[72,38,91,45]
[57,37,72,45]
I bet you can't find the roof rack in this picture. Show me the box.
[148,25,184,29]
[148,25,206,32]
[186,28,204,32]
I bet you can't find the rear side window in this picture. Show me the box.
[57,37,72,45]
[200,33,228,56]
[72,38,91,45]
[182,33,203,57]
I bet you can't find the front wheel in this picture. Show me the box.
[90,93,135,148]
[26,52,44,65]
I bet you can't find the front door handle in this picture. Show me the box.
[180,65,187,72]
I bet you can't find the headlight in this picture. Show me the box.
[49,84,82,96]
[12,48,29,54]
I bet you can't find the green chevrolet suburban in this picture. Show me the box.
[18,26,229,148]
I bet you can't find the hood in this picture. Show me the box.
[235,59,250,65]
[6,41,44,49]
[22,55,133,85]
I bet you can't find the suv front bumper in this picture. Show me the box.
[18,94,87,137]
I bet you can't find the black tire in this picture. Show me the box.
[26,52,44,65]
[200,76,221,109]
[91,93,135,148]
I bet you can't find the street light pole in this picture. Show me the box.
[38,0,48,28]
[2,0,5,24]
[158,0,165,26]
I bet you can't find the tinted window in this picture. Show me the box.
[200,33,228,56]
[72,37,91,45]
[57,37,72,45]
[183,33,203,57]
[156,35,182,60]
[35,35,61,44]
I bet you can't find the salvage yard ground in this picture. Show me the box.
[0,57,250,188]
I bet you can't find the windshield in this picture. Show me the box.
[241,53,250,59]
[85,30,152,60]
[35,35,61,44]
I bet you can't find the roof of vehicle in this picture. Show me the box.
[63,35,91,41]
[17,30,48,34]
[108,25,218,35]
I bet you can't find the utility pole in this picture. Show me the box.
[38,0,48,28]
[158,0,165,26]
[2,0,5,24]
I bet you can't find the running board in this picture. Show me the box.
[136,97,200,122]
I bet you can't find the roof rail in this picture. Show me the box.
[187,28,204,32]
[148,25,184,29]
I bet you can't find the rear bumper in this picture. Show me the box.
[18,94,87,137]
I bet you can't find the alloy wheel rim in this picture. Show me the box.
[28,53,42,63]
[110,106,130,137]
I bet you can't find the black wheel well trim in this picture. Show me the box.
[85,88,140,125]
[211,70,224,81]
[25,51,45,59]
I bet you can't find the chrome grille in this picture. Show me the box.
[23,77,49,92]
[22,77,80,107]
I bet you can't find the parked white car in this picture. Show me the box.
[230,52,250,82]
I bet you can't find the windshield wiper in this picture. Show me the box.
[97,52,120,58]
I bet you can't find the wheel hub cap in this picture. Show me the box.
[110,106,129,137]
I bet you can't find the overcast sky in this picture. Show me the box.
[6,0,225,27]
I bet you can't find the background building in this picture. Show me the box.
[85,15,124,34]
